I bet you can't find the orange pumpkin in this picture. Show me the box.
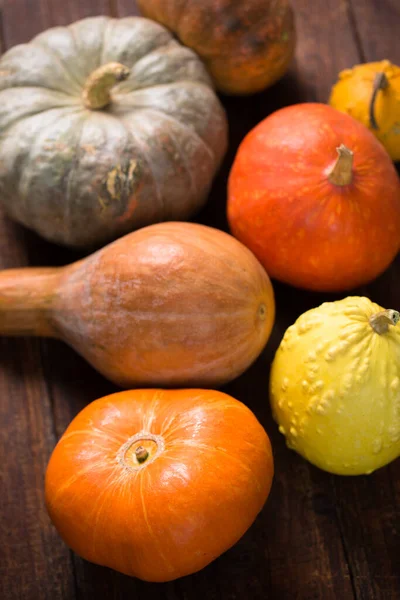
[45,389,274,582]
[137,0,296,95]
[227,103,400,292]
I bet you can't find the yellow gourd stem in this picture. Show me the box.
[369,72,389,130]
[82,62,130,110]
[328,144,353,186]
[369,309,400,334]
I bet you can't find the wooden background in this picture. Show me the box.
[1,0,399,599]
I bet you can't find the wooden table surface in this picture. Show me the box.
[1,1,399,599]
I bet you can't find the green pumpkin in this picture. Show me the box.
[0,16,228,247]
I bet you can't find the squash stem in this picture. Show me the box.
[82,62,130,110]
[369,309,400,334]
[135,446,149,464]
[328,144,353,186]
[369,72,389,130]
[0,267,60,337]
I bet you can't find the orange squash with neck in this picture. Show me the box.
[0,222,275,387]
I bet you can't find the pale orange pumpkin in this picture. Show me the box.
[45,389,274,582]
[0,222,275,387]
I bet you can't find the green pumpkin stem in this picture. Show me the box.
[369,72,389,130]
[369,309,400,334]
[328,144,353,186]
[82,62,130,110]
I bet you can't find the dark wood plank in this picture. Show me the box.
[0,11,76,600]
[0,336,75,600]
[349,0,400,63]
[1,0,109,46]
[0,216,76,600]
[284,0,360,103]
[325,2,400,598]
[0,2,111,599]
[115,0,140,16]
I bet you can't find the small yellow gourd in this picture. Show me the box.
[329,60,400,161]
[270,297,400,475]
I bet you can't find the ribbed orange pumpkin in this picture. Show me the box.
[45,389,274,582]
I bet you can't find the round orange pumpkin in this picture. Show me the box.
[45,389,274,582]
[227,103,400,292]
[137,0,296,95]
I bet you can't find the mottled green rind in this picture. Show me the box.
[0,16,228,247]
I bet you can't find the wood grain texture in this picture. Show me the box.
[1,0,109,45]
[115,0,140,16]
[0,2,79,599]
[0,204,76,600]
[0,1,399,599]
[273,0,360,104]
[0,2,109,600]
[349,0,400,63]
[0,43,74,600]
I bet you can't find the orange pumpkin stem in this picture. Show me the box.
[369,72,389,130]
[369,309,400,334]
[135,446,149,464]
[82,62,130,110]
[328,144,353,186]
